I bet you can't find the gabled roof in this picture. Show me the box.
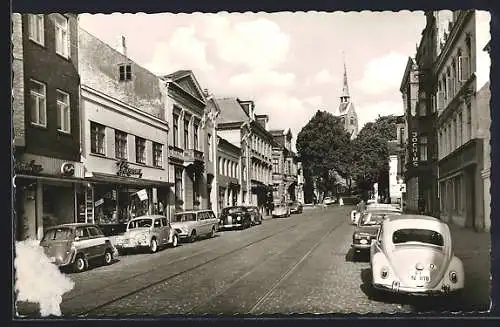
[400,57,416,92]
[214,97,249,124]
[162,70,206,105]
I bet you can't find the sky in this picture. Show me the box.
[78,11,489,147]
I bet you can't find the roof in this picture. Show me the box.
[384,214,445,228]
[163,70,192,80]
[338,102,349,114]
[400,57,416,92]
[130,215,166,220]
[214,98,249,124]
[46,223,96,229]
[173,209,214,214]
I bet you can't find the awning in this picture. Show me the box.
[15,174,87,184]
[87,172,173,187]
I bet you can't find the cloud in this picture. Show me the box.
[303,96,324,107]
[201,16,291,69]
[356,100,404,130]
[144,26,214,75]
[228,70,296,94]
[355,52,408,95]
[313,69,335,84]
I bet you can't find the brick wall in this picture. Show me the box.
[12,13,25,147]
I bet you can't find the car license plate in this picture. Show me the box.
[360,239,368,245]
[410,270,431,283]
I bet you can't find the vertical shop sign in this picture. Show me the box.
[411,131,419,167]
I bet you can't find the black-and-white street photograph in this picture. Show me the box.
[12,10,492,317]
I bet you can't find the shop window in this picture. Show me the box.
[135,136,146,164]
[30,79,47,127]
[119,64,132,81]
[90,122,105,155]
[54,14,69,58]
[153,142,163,167]
[115,130,128,160]
[173,112,179,147]
[28,14,44,46]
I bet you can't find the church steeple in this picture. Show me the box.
[340,54,350,104]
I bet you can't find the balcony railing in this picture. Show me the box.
[168,145,184,162]
[184,148,204,163]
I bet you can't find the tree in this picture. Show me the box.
[351,115,403,200]
[296,110,352,201]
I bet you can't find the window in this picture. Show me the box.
[193,124,199,150]
[173,113,179,147]
[76,227,90,239]
[439,131,443,158]
[29,79,46,126]
[135,137,146,164]
[453,175,463,213]
[119,64,132,81]
[28,14,44,45]
[88,226,103,237]
[153,142,163,167]
[272,158,279,174]
[54,89,71,132]
[392,229,444,247]
[115,130,128,159]
[184,119,189,149]
[448,123,453,153]
[208,134,213,161]
[458,112,463,147]
[419,136,428,161]
[90,122,105,155]
[453,117,458,150]
[54,14,69,58]
[466,103,472,140]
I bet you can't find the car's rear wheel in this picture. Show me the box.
[210,226,216,238]
[150,238,158,253]
[103,249,113,265]
[171,234,178,247]
[73,254,87,273]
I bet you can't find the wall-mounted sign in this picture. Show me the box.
[15,160,43,175]
[410,131,419,167]
[95,198,104,207]
[60,162,75,176]
[116,160,143,178]
[137,189,148,201]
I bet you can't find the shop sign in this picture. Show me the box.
[60,162,75,176]
[137,189,148,201]
[116,160,143,178]
[95,198,104,207]
[410,131,419,167]
[15,160,43,175]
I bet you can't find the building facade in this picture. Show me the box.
[13,13,84,241]
[215,98,274,212]
[270,129,299,204]
[78,30,171,229]
[216,137,241,213]
[434,10,490,231]
[161,70,210,217]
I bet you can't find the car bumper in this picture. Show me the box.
[351,243,371,250]
[373,282,463,296]
[48,251,76,267]
[273,213,288,217]
[220,223,243,229]
[116,239,150,249]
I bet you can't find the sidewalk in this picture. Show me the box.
[448,223,492,311]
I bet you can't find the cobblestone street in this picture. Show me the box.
[15,206,491,317]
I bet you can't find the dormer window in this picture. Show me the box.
[119,64,132,81]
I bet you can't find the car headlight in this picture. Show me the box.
[237,216,241,221]
[449,271,458,283]
[381,266,389,279]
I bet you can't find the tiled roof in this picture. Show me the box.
[214,98,249,124]
[163,70,192,81]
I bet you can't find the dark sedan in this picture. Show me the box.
[246,206,263,225]
[218,206,252,230]
[351,210,401,253]
[289,201,303,214]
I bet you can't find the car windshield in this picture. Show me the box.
[359,213,386,226]
[42,227,73,241]
[392,228,444,247]
[173,213,196,222]
[224,207,246,214]
[128,218,153,229]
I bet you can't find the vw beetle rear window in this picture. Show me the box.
[42,227,73,241]
[392,228,444,247]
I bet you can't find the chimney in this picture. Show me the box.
[122,35,127,59]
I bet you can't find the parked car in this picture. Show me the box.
[289,201,303,214]
[352,210,401,253]
[323,197,336,205]
[272,203,291,218]
[40,223,115,273]
[171,209,219,242]
[246,206,263,225]
[370,215,464,296]
[114,215,178,254]
[219,206,252,230]
[352,204,402,225]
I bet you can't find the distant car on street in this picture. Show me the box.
[323,197,336,205]
[115,215,178,254]
[40,223,116,273]
[246,206,263,225]
[272,203,291,218]
[219,206,253,230]
[171,210,219,242]
[352,204,402,225]
[289,201,303,214]
[370,214,464,296]
[351,210,401,253]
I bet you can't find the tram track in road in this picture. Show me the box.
[72,221,302,316]
[182,218,345,315]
